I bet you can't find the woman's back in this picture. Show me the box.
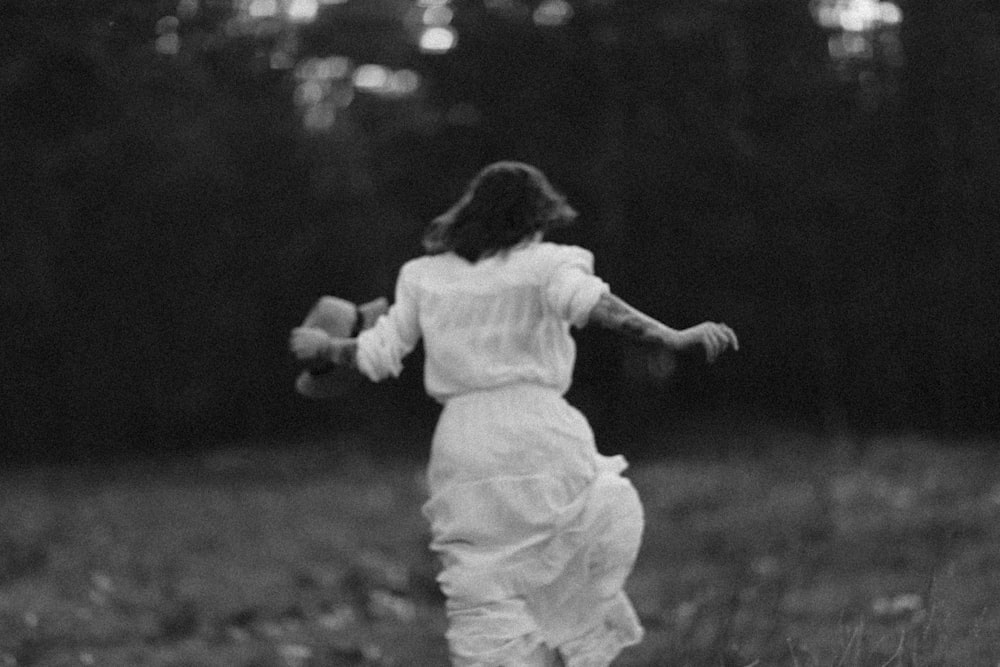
[363,241,609,402]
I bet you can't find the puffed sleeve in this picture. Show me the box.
[356,261,422,381]
[542,245,610,328]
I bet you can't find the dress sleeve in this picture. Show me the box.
[542,246,611,328]
[356,262,422,381]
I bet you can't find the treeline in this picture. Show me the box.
[2,0,998,461]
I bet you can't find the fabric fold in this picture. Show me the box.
[424,452,643,666]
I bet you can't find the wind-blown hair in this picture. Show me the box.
[422,161,578,262]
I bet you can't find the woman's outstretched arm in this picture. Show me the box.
[587,292,739,363]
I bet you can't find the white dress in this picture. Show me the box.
[356,242,645,667]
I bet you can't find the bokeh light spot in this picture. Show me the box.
[879,2,903,25]
[155,33,181,55]
[303,104,336,131]
[419,26,457,54]
[322,56,352,79]
[247,0,278,18]
[422,5,454,26]
[533,0,573,27]
[353,64,391,91]
[840,3,880,31]
[811,0,903,32]
[287,0,319,23]
[177,0,199,20]
[296,56,352,81]
[295,80,328,106]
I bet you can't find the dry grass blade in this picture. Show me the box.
[879,631,907,667]
[788,638,802,667]
[835,621,863,667]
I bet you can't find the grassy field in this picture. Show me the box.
[2,430,1000,666]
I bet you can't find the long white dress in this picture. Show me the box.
[356,242,645,667]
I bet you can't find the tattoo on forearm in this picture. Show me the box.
[619,312,653,341]
[590,293,665,344]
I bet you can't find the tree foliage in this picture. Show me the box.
[2,0,998,459]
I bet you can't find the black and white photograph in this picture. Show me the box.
[2,0,999,665]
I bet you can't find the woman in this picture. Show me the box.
[290,161,738,666]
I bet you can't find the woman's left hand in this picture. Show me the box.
[289,326,332,362]
[680,322,739,363]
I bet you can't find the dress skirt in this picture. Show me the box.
[422,384,645,667]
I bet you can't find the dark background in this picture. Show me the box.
[2,0,998,463]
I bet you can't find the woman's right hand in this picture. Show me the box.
[680,322,739,363]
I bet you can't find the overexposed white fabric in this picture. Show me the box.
[354,242,644,666]
[426,385,645,666]
[356,242,609,401]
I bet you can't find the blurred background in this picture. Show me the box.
[3,0,999,463]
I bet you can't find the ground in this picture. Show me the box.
[2,429,999,666]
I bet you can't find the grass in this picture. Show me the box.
[2,429,1000,666]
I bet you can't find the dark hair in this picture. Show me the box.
[422,161,578,262]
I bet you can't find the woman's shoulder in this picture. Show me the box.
[398,252,468,285]
[520,242,596,275]
[536,242,594,261]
